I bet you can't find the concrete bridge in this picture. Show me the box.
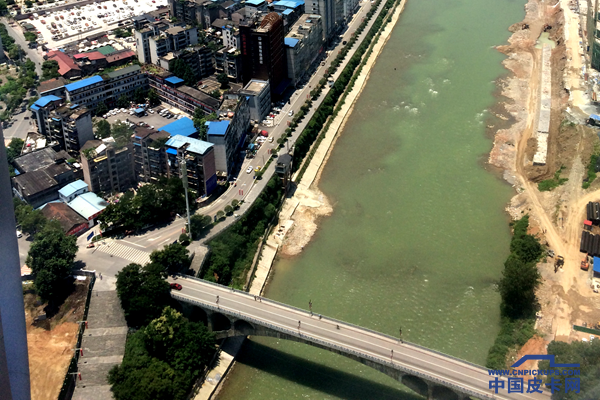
[170,276,551,400]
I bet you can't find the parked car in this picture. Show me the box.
[246,166,253,174]
[170,283,182,290]
[268,137,274,143]
[16,230,22,238]
[288,110,294,116]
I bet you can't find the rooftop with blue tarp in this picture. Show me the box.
[590,114,600,122]
[33,95,62,108]
[166,135,213,155]
[205,120,230,136]
[273,0,304,7]
[284,37,299,47]
[65,75,104,92]
[282,8,293,15]
[158,117,197,137]
[135,108,145,113]
[595,257,600,274]
[166,148,178,155]
[165,76,185,85]
[246,0,266,5]
[58,180,88,198]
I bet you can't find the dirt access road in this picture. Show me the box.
[495,0,600,343]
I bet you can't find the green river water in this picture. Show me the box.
[218,0,526,398]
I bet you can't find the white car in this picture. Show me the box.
[288,110,294,116]
[16,230,22,238]
[246,166,253,174]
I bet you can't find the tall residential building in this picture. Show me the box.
[306,0,335,41]
[205,95,250,175]
[148,26,199,65]
[240,12,287,96]
[588,1,600,71]
[158,46,215,80]
[80,139,135,194]
[343,0,359,20]
[132,127,170,183]
[165,135,217,196]
[64,65,149,112]
[215,47,242,82]
[239,79,271,122]
[285,15,324,86]
[134,21,169,64]
[30,98,94,154]
[148,71,220,115]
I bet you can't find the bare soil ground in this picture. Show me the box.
[490,0,600,356]
[24,280,89,400]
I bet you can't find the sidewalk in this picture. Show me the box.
[72,275,127,400]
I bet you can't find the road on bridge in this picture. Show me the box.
[170,277,552,400]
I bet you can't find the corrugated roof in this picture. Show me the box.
[89,45,116,55]
[282,8,293,15]
[165,76,184,85]
[158,117,197,137]
[106,50,136,63]
[73,51,106,60]
[68,192,107,220]
[166,135,213,156]
[273,0,304,7]
[58,179,88,198]
[33,95,62,108]
[38,77,68,94]
[47,50,81,76]
[40,202,87,233]
[246,0,266,5]
[206,120,230,136]
[65,75,104,92]
[107,64,141,79]
[284,37,299,47]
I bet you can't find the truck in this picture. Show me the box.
[554,255,564,272]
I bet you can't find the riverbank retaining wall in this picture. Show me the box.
[533,44,552,165]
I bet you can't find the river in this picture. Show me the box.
[218,0,526,398]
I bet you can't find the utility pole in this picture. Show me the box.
[178,155,192,238]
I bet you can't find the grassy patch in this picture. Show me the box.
[538,166,568,191]
[582,154,598,189]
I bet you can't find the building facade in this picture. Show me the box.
[148,25,199,65]
[80,139,135,194]
[132,127,170,183]
[306,0,335,41]
[148,72,220,115]
[239,12,287,96]
[285,15,324,86]
[165,135,217,197]
[65,65,149,112]
[239,79,271,122]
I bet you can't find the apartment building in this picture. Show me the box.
[158,46,215,80]
[30,98,94,154]
[132,127,170,183]
[165,135,218,197]
[306,0,336,41]
[205,95,250,175]
[148,71,220,115]
[285,15,324,86]
[80,138,135,194]
[148,26,199,65]
[64,65,149,112]
[134,20,169,64]
[239,79,271,122]
[215,46,242,82]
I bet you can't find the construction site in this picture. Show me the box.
[488,0,600,346]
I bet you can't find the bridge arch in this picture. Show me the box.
[208,312,232,331]
[232,319,255,336]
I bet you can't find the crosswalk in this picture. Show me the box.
[96,241,151,265]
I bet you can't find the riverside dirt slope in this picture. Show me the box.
[490,0,600,348]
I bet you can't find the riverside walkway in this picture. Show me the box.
[170,276,552,400]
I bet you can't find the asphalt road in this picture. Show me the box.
[171,277,552,400]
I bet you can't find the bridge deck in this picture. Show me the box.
[171,277,551,400]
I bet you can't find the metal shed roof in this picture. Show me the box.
[65,75,104,92]
[166,135,213,156]
[158,117,197,137]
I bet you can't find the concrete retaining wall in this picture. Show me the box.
[534,44,552,165]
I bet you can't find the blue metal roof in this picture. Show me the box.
[65,75,104,92]
[595,257,600,274]
[282,8,293,15]
[30,104,40,111]
[165,76,184,85]
[166,135,213,155]
[34,95,62,108]
[273,0,304,8]
[206,120,230,136]
[590,114,600,121]
[58,180,88,198]
[285,37,299,47]
[166,148,178,155]
[158,117,197,137]
[246,0,266,5]
[68,192,107,220]
[135,108,144,113]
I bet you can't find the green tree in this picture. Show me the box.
[189,214,211,239]
[178,233,190,246]
[498,255,540,319]
[133,87,146,104]
[8,44,21,61]
[41,60,60,80]
[26,222,78,302]
[111,120,133,147]
[170,59,197,86]
[23,31,36,43]
[117,95,130,108]
[216,73,229,89]
[13,197,47,236]
[224,205,233,215]
[149,243,191,275]
[115,263,171,327]
[96,102,108,116]
[148,89,160,107]
[0,0,8,14]
[216,210,224,220]
[95,119,111,139]
[208,89,221,99]
[510,233,543,264]
[231,199,239,209]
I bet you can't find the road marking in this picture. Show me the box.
[97,242,151,265]
[120,240,147,249]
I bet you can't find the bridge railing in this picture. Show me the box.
[172,291,497,400]
[176,275,493,372]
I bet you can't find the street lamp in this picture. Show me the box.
[178,155,192,239]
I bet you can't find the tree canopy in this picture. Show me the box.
[13,197,47,236]
[26,221,78,302]
[148,89,160,107]
[42,60,60,80]
[170,59,197,86]
[108,307,216,400]
[216,73,229,89]
[95,119,111,139]
[149,243,191,275]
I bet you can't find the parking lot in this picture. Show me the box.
[21,0,168,49]
[102,106,190,130]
